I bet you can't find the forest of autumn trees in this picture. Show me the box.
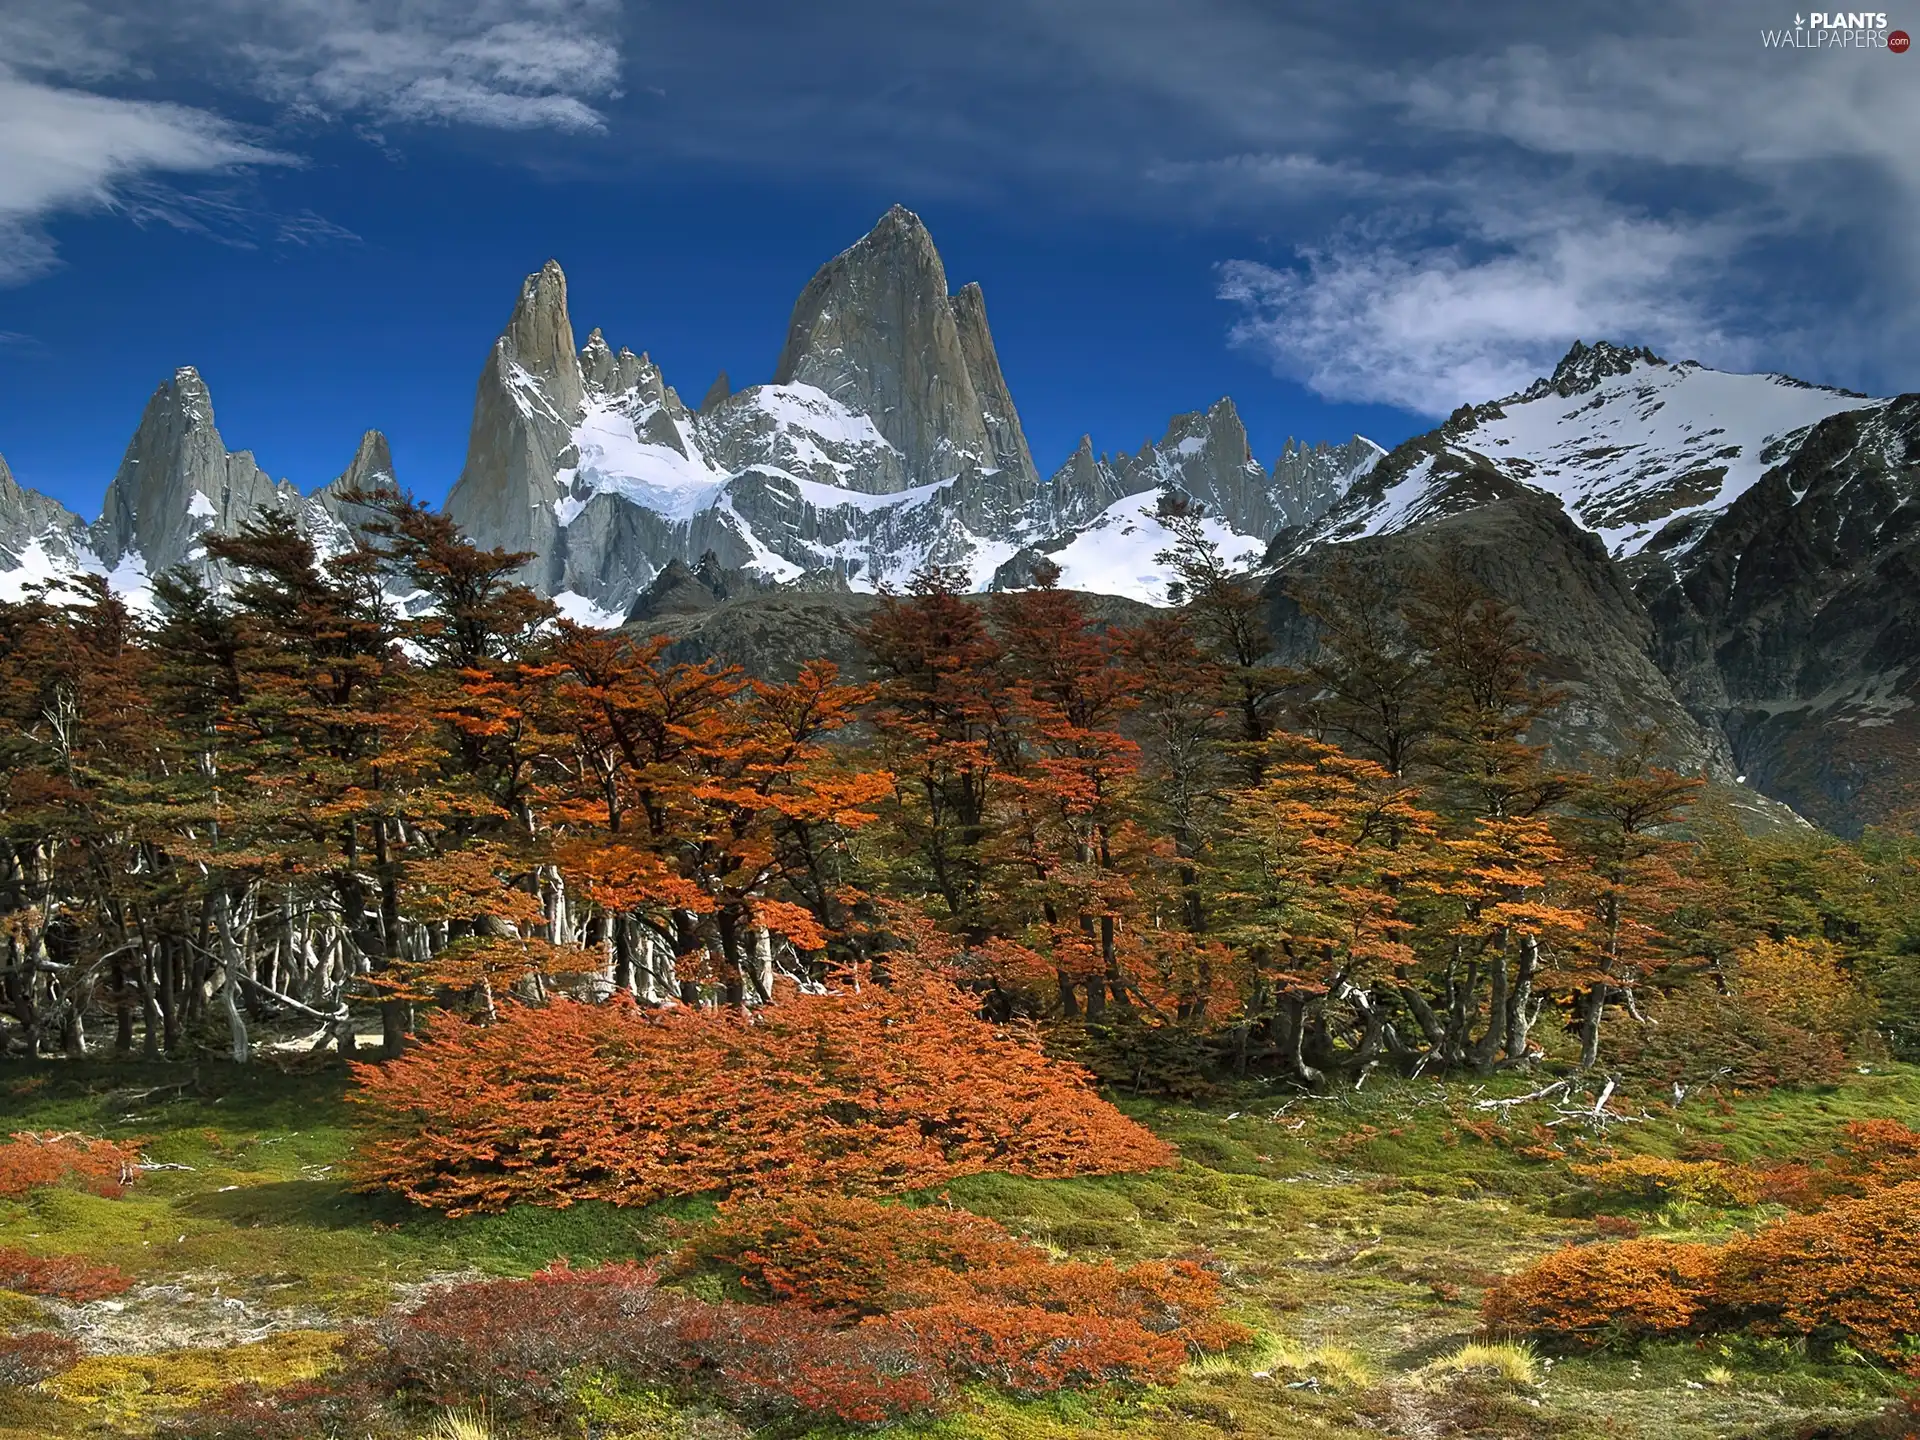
[1,490,1916,1089]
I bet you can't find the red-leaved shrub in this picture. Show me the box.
[0,1246,135,1301]
[350,1261,945,1424]
[0,1331,82,1387]
[1715,1181,1920,1360]
[0,1131,139,1200]
[153,1380,386,1440]
[357,1203,1250,1426]
[1489,1178,1920,1360]
[679,1196,1248,1391]
[1482,1238,1720,1346]
[349,980,1174,1214]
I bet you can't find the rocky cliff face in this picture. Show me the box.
[1634,395,1920,832]
[948,281,1039,488]
[1272,436,1386,532]
[772,205,1017,493]
[439,207,1368,616]
[92,367,303,597]
[443,261,584,587]
[0,454,90,600]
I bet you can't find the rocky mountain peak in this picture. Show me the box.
[948,281,1038,485]
[700,371,732,413]
[306,430,399,549]
[504,260,583,403]
[772,206,1017,491]
[0,455,90,593]
[93,366,294,583]
[1540,339,1668,398]
[443,260,593,585]
[338,429,396,492]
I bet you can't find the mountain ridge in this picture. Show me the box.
[2,209,1913,831]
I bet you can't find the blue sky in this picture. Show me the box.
[1,0,1915,516]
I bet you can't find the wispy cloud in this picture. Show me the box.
[1219,206,1749,415]
[0,0,624,282]
[114,179,361,250]
[0,67,292,283]
[225,0,623,132]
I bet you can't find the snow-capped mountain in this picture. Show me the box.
[1294,341,1884,562]
[0,370,398,613]
[1260,339,1917,835]
[0,206,1376,622]
[443,206,1370,616]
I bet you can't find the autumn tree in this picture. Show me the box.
[1153,493,1283,769]
[1563,746,1704,1068]
[859,566,1017,936]
[989,576,1145,1018]
[1213,738,1439,1081]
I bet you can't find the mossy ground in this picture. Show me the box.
[2,1059,1916,1438]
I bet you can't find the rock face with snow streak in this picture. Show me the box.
[92,367,301,590]
[772,205,1023,494]
[1272,436,1387,532]
[443,261,585,583]
[305,430,400,551]
[0,453,90,594]
[1633,395,1920,833]
[437,207,1351,614]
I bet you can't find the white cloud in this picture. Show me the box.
[1220,205,1749,416]
[0,66,291,283]
[0,0,623,283]
[228,1,623,132]
[1195,15,1920,412]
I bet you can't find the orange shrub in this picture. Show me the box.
[906,1301,1188,1393]
[1717,1181,1920,1360]
[350,980,1175,1214]
[679,1194,1249,1382]
[680,1195,1034,1316]
[0,1132,139,1200]
[0,1247,134,1301]
[1832,1119,1920,1190]
[1491,1177,1920,1360]
[1755,1119,1920,1211]
[1482,1239,1720,1346]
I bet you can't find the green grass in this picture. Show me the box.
[1,1058,1915,1438]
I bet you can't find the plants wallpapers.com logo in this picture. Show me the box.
[1762,11,1912,46]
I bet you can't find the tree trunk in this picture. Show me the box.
[211,889,250,1065]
